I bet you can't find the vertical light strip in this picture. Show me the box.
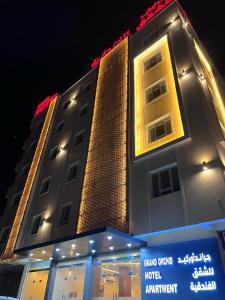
[194,40,225,137]
[77,38,128,234]
[2,96,58,260]
[134,35,184,156]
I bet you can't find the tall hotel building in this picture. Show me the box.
[1,1,225,299]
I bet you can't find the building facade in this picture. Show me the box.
[0,1,225,299]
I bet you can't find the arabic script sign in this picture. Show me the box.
[141,238,225,300]
[90,0,175,68]
[34,93,59,117]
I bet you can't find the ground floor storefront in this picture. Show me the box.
[1,225,225,299]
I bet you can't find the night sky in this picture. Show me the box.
[1,0,225,213]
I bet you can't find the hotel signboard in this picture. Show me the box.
[141,238,225,299]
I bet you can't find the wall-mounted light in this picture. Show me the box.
[42,218,47,225]
[30,253,34,257]
[181,69,186,77]
[107,235,112,240]
[76,253,80,257]
[91,249,96,254]
[199,73,204,81]
[202,161,208,171]
[56,248,60,252]
[42,250,46,255]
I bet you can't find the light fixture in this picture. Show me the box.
[30,253,34,257]
[89,240,94,244]
[62,255,66,259]
[182,69,186,76]
[91,249,96,254]
[171,17,176,23]
[202,161,208,171]
[42,218,47,225]
[56,248,60,252]
[49,257,53,260]
[71,244,76,249]
[59,146,64,153]
[127,243,132,248]
[199,73,204,80]
[42,250,46,255]
[76,253,80,257]
[109,246,114,251]
[107,236,112,240]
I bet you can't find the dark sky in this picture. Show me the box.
[1,0,225,212]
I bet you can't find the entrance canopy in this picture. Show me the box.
[15,227,146,262]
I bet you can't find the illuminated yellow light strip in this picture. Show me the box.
[134,35,184,156]
[77,38,128,234]
[194,40,225,137]
[2,97,58,260]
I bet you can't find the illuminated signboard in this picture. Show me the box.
[90,0,178,68]
[34,93,59,117]
[141,238,225,300]
[136,0,173,31]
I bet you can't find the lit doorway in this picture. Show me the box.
[92,253,141,300]
[22,269,49,300]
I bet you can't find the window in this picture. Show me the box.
[31,215,42,235]
[55,121,64,134]
[62,99,71,110]
[82,83,91,94]
[11,192,21,208]
[49,146,59,161]
[73,131,84,147]
[78,104,88,119]
[144,52,162,72]
[151,165,180,198]
[0,227,10,244]
[148,116,172,143]
[59,204,71,226]
[145,79,167,104]
[66,163,78,182]
[21,164,30,177]
[39,178,51,195]
[29,140,37,152]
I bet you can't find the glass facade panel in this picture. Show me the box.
[22,270,49,300]
[51,262,86,300]
[92,254,141,300]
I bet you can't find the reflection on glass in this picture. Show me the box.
[51,263,85,300]
[92,255,141,300]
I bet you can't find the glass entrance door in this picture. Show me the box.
[51,262,86,300]
[22,269,49,300]
[92,254,141,300]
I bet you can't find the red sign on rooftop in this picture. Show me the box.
[34,93,59,117]
[90,0,175,68]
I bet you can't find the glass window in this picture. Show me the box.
[92,254,141,299]
[49,146,59,161]
[148,117,172,143]
[151,165,180,198]
[11,192,21,208]
[31,215,42,235]
[144,52,162,72]
[78,104,88,119]
[51,262,86,300]
[145,80,167,104]
[56,121,64,134]
[66,164,78,182]
[39,178,51,195]
[73,131,84,147]
[22,270,49,300]
[59,204,71,226]
[21,164,30,177]
[0,227,10,244]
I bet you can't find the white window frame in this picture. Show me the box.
[146,113,173,144]
[144,77,168,105]
[143,50,163,74]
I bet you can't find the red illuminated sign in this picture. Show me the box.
[90,0,178,68]
[91,30,131,68]
[136,0,173,31]
[34,93,59,117]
